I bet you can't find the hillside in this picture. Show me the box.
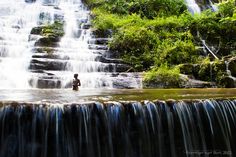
[82,0,236,88]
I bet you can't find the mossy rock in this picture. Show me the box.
[35,36,60,47]
[33,47,55,54]
[197,62,211,81]
[212,61,226,72]
[143,74,184,88]
[31,20,64,47]
[196,60,226,82]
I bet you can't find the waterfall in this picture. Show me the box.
[0,0,142,89]
[185,0,201,14]
[225,61,232,76]
[0,99,235,157]
[0,0,41,89]
[209,0,218,12]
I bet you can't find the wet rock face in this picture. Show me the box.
[229,57,236,77]
[29,59,69,71]
[219,76,236,88]
[29,78,62,88]
[25,0,36,3]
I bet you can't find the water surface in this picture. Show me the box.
[0,88,235,103]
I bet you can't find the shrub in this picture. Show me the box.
[143,64,182,88]
[110,26,158,70]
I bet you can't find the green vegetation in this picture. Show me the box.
[83,0,186,18]
[84,0,236,87]
[143,64,183,88]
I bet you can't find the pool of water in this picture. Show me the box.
[0,88,235,103]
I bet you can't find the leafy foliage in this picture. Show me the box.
[84,0,187,19]
[84,0,236,84]
[143,64,182,88]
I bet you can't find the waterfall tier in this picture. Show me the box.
[0,99,236,157]
[0,0,142,89]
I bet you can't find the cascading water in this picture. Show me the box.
[54,0,117,88]
[0,99,235,157]
[0,0,42,89]
[225,61,232,76]
[209,0,218,12]
[0,0,142,89]
[28,0,142,89]
[185,0,201,14]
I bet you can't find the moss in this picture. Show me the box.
[41,21,65,37]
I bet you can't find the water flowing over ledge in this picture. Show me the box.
[1,99,236,157]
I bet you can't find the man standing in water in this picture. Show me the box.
[72,73,81,90]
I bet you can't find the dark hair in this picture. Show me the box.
[74,73,78,77]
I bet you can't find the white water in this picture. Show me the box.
[0,0,142,89]
[0,0,41,89]
[209,0,218,12]
[185,0,201,14]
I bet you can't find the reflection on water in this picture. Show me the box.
[0,88,235,103]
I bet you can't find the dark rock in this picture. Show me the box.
[25,0,36,3]
[88,38,110,45]
[30,27,43,35]
[29,59,68,71]
[88,44,108,50]
[228,57,236,77]
[179,63,194,75]
[54,13,64,21]
[95,56,125,64]
[34,36,60,47]
[82,23,91,29]
[193,64,201,79]
[91,29,112,38]
[179,75,215,88]
[115,64,133,72]
[33,47,56,53]
[112,79,136,89]
[29,78,61,88]
[32,54,69,60]
[101,64,116,72]
[219,76,236,88]
[29,70,45,73]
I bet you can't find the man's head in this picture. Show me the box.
[74,73,78,78]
